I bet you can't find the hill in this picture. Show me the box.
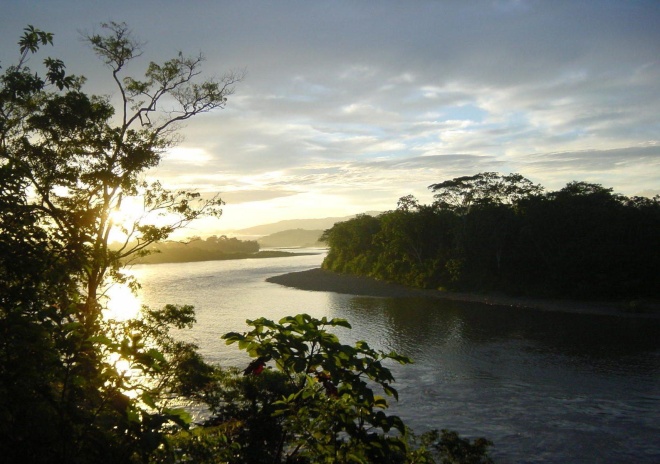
[233,212,381,237]
[258,229,326,248]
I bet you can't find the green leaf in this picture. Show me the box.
[373,396,389,409]
[87,334,113,345]
[382,383,399,401]
[141,392,157,409]
[222,332,243,344]
[163,407,192,428]
[331,318,352,329]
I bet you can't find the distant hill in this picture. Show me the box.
[233,212,381,237]
[258,229,326,248]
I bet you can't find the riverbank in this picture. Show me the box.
[266,268,660,318]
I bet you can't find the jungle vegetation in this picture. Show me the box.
[322,172,660,301]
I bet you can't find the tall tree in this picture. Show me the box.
[0,23,241,462]
[429,172,542,214]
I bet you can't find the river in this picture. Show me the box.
[124,250,660,463]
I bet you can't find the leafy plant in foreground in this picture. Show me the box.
[222,314,413,463]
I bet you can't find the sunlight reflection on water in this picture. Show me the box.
[113,250,660,464]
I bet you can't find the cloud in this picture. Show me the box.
[219,189,299,205]
[2,0,659,231]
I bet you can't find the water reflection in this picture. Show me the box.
[326,292,660,462]
[123,254,660,463]
[333,294,660,370]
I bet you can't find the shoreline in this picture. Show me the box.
[266,268,660,318]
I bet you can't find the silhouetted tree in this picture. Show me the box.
[429,172,542,214]
[0,23,241,462]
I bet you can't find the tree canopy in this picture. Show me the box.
[324,173,660,300]
[429,172,543,214]
[0,23,240,462]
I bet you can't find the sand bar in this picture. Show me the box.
[266,268,660,318]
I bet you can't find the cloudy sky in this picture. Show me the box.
[2,0,659,234]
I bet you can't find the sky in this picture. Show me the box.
[2,0,659,235]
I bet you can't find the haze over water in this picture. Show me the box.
[124,251,660,463]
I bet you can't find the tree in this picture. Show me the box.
[515,181,660,297]
[427,173,541,288]
[372,197,457,288]
[0,23,241,462]
[222,314,413,463]
[321,214,382,275]
[429,172,542,214]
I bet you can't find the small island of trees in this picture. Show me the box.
[125,235,312,264]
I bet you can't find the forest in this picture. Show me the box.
[125,235,305,264]
[322,172,660,301]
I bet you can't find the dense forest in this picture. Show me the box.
[322,172,660,301]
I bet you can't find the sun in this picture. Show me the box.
[103,282,141,322]
[108,196,147,243]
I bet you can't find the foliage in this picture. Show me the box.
[170,367,298,463]
[372,200,457,289]
[321,213,382,275]
[0,23,240,462]
[402,430,494,464]
[322,173,660,300]
[221,314,413,463]
[126,235,261,264]
[429,172,543,214]
[2,24,497,464]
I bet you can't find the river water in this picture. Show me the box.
[126,250,660,463]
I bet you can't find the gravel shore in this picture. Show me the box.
[266,268,660,318]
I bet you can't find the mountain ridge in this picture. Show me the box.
[228,212,382,236]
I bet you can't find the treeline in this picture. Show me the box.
[130,235,260,264]
[322,172,660,300]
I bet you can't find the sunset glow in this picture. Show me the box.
[3,1,658,234]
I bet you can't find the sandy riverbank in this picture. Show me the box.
[266,268,660,318]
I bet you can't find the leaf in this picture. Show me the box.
[331,318,352,329]
[382,383,399,401]
[163,407,192,428]
[222,332,243,344]
[146,348,165,363]
[141,392,157,409]
[292,357,307,373]
[373,396,389,409]
[302,387,315,400]
[87,334,113,346]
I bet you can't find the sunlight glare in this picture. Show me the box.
[109,196,146,241]
[104,283,141,322]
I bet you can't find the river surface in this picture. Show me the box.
[126,250,660,463]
